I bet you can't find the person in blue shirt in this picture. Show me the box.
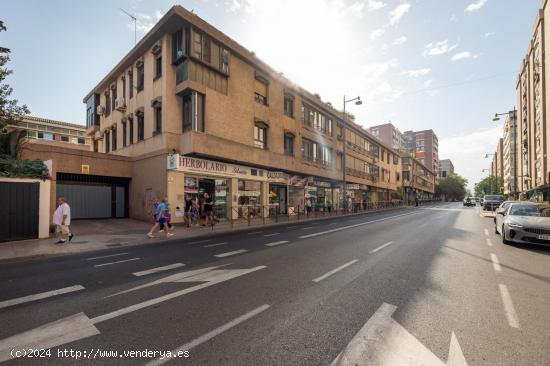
[147,199,174,238]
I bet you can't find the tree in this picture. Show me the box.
[436,175,468,201]
[0,20,30,147]
[474,176,504,197]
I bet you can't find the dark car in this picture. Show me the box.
[483,195,504,211]
[463,197,475,207]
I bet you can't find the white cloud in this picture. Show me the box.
[401,68,431,77]
[229,0,242,12]
[484,31,496,39]
[389,3,411,26]
[392,36,408,45]
[370,28,386,40]
[367,0,386,11]
[451,51,481,61]
[128,10,164,34]
[423,40,458,56]
[465,0,488,13]
[439,126,501,190]
[423,79,433,87]
[450,14,458,22]
[361,58,399,79]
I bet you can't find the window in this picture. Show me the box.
[182,91,205,132]
[284,94,294,118]
[137,113,144,141]
[122,76,126,99]
[60,135,69,142]
[37,132,53,140]
[155,56,162,79]
[301,103,333,135]
[254,123,267,149]
[78,137,85,145]
[202,37,211,64]
[220,48,229,74]
[137,64,144,92]
[442,171,447,178]
[284,133,294,155]
[302,138,314,161]
[128,70,134,98]
[105,92,110,115]
[172,28,184,63]
[93,140,98,152]
[393,155,399,165]
[111,86,117,111]
[105,131,110,153]
[254,77,268,105]
[129,117,134,144]
[154,104,162,134]
[122,122,127,147]
[112,128,117,151]
[192,31,202,59]
[396,172,401,182]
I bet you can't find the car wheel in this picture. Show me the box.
[502,225,509,245]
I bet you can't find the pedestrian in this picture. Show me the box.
[415,196,419,207]
[191,197,200,226]
[147,198,174,238]
[184,194,193,228]
[305,197,312,216]
[164,198,174,232]
[204,192,214,226]
[53,197,72,244]
[347,196,353,213]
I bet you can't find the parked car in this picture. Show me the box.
[483,195,504,211]
[463,197,475,207]
[493,201,521,226]
[495,203,550,245]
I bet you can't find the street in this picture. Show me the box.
[0,203,549,365]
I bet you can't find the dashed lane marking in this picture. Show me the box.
[132,263,186,277]
[370,241,394,254]
[87,253,128,261]
[499,284,520,328]
[490,253,501,272]
[214,249,248,258]
[94,258,140,267]
[265,241,289,247]
[204,242,228,248]
[313,259,358,283]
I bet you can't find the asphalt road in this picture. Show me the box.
[1,203,549,365]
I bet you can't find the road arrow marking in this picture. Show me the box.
[0,265,265,363]
[330,302,467,366]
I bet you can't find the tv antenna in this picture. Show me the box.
[120,8,137,45]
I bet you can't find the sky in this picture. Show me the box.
[1,0,541,189]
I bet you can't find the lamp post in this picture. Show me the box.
[342,95,362,211]
[493,107,517,199]
[481,168,493,194]
[484,153,498,194]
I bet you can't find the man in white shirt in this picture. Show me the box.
[53,197,72,244]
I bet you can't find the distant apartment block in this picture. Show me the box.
[439,159,454,179]
[368,122,405,151]
[403,129,440,185]
[9,115,90,148]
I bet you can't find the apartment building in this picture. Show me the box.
[83,5,403,222]
[496,138,504,184]
[401,154,436,203]
[439,159,455,179]
[502,112,518,196]
[9,115,90,148]
[515,3,549,200]
[368,122,405,151]
[403,129,440,185]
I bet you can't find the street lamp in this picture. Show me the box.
[492,108,517,199]
[342,95,362,211]
[481,168,495,194]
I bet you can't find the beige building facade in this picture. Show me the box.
[10,115,90,148]
[83,5,405,222]
[368,122,405,151]
[401,154,436,203]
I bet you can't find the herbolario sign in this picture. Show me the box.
[167,154,288,184]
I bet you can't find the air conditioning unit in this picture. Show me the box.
[96,105,105,115]
[115,98,126,111]
[94,130,103,140]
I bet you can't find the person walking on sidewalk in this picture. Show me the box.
[204,192,214,226]
[53,197,72,244]
[147,199,174,238]
[164,198,174,232]
[184,194,193,228]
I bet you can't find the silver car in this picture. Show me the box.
[495,203,550,245]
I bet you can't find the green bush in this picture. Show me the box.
[0,155,49,179]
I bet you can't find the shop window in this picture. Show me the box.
[254,77,268,105]
[284,133,294,155]
[254,123,267,149]
[284,94,294,118]
[182,91,205,132]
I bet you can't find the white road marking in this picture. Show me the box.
[264,233,280,237]
[484,229,489,236]
[0,285,85,310]
[330,302,467,366]
[247,231,263,235]
[370,241,394,254]
[486,238,493,247]
[299,212,418,239]
[265,240,289,247]
[214,249,248,258]
[498,284,520,328]
[490,253,501,272]
[329,222,338,225]
[302,226,314,230]
[287,226,298,229]
[0,266,266,361]
[313,259,358,283]
[86,252,128,261]
[132,263,186,277]
[188,239,211,244]
[93,258,140,267]
[204,242,228,248]
[145,304,271,366]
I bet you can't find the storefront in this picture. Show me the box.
[268,171,289,215]
[183,176,229,219]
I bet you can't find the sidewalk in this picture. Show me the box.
[0,206,415,263]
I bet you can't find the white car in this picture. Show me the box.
[495,203,550,245]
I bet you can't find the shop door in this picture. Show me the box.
[277,186,287,213]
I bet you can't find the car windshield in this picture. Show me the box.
[484,195,503,201]
[509,205,541,217]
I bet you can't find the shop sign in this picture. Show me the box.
[346,184,360,190]
[267,171,288,184]
[313,180,332,188]
[81,164,90,175]
[167,154,179,170]
[289,175,308,188]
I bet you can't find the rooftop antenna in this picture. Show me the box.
[120,8,137,45]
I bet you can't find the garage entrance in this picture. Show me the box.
[0,181,39,242]
[56,173,130,219]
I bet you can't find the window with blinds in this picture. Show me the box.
[254,78,268,105]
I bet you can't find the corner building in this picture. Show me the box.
[84,6,402,222]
